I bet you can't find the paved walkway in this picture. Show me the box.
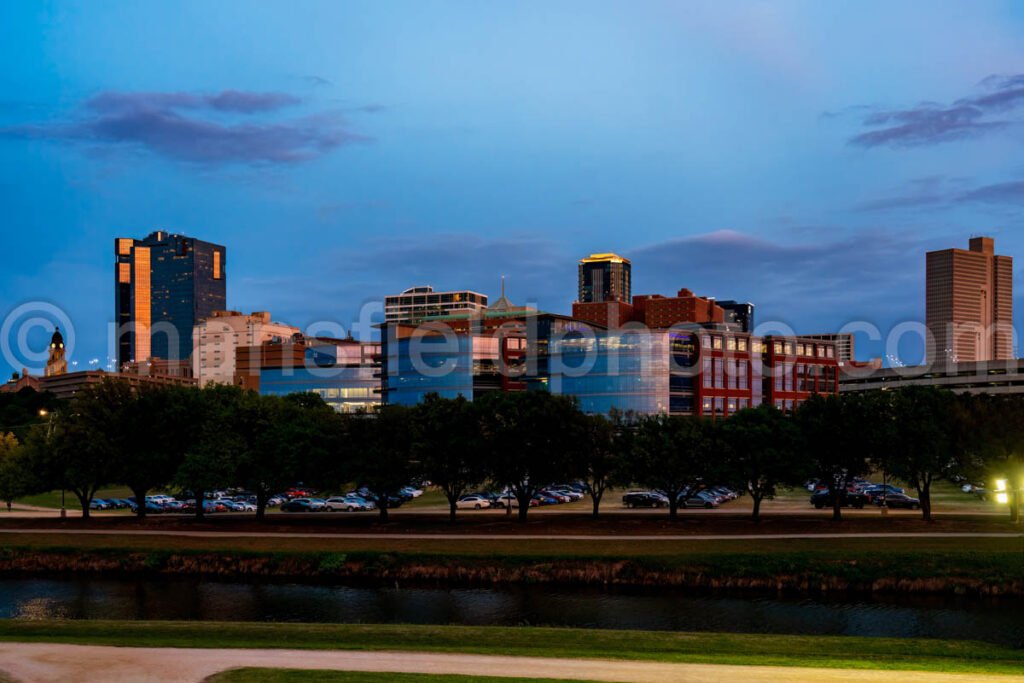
[0,643,1019,683]
[0,527,1020,541]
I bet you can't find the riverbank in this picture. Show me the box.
[0,621,1022,675]
[1,543,1021,596]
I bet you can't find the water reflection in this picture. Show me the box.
[1,578,1021,647]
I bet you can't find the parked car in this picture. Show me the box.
[400,486,424,498]
[622,492,668,509]
[680,494,718,509]
[540,490,571,504]
[325,496,373,512]
[862,484,904,500]
[89,498,112,510]
[875,492,921,509]
[281,499,315,512]
[810,490,869,509]
[456,495,492,510]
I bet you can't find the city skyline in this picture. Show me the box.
[4,2,1024,376]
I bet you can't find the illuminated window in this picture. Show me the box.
[712,336,723,350]
[726,337,736,351]
[117,238,133,256]
[213,251,222,280]
[118,263,131,283]
[737,338,747,352]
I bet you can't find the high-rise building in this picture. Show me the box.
[192,310,300,387]
[384,286,488,324]
[926,236,1013,363]
[578,253,631,304]
[716,300,755,333]
[115,231,226,366]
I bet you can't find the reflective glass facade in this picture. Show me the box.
[260,345,380,413]
[548,330,670,414]
[384,334,477,405]
[115,231,226,365]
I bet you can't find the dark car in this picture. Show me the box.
[280,499,314,512]
[810,490,868,509]
[874,492,920,509]
[622,492,668,509]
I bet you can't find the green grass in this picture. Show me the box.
[0,621,1021,675]
[1,529,1020,559]
[209,672,594,683]
[15,486,134,510]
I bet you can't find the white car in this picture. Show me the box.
[325,496,372,512]
[456,495,492,510]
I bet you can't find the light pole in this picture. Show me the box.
[38,409,64,519]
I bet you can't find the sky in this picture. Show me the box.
[3,0,1024,375]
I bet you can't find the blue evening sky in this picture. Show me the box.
[3,0,1024,374]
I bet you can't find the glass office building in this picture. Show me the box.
[259,341,380,413]
[383,333,511,405]
[548,329,671,414]
[115,231,226,366]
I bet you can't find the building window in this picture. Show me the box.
[213,251,222,280]
[701,335,711,349]
[727,359,737,389]
[727,398,737,413]
[703,358,712,387]
[785,342,796,355]
[826,346,835,358]
[737,338,748,352]
[714,397,724,415]
[712,336,723,350]
[797,343,806,356]
[773,341,783,354]
[702,396,713,414]
[713,359,724,388]
[726,337,736,352]
[738,398,748,410]
[738,361,748,389]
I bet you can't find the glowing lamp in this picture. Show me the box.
[995,492,1009,505]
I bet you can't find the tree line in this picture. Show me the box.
[0,380,1021,523]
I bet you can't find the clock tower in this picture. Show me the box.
[45,327,67,377]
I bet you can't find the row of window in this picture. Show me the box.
[699,335,835,359]
[701,396,757,415]
[702,358,750,390]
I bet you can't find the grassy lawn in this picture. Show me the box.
[0,621,1021,675]
[15,486,134,510]
[209,672,594,683]
[1,529,1020,558]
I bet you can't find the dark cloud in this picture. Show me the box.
[0,89,365,165]
[957,181,1024,204]
[629,229,935,330]
[86,90,301,114]
[855,176,967,212]
[847,74,1024,148]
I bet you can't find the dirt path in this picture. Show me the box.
[0,643,1019,683]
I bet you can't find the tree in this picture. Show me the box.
[578,411,631,518]
[234,392,338,521]
[962,394,1024,522]
[794,394,870,521]
[882,387,958,521]
[0,432,27,512]
[349,405,418,521]
[478,391,586,522]
[721,404,805,522]
[175,385,243,520]
[632,414,717,519]
[413,394,486,522]
[116,384,193,518]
